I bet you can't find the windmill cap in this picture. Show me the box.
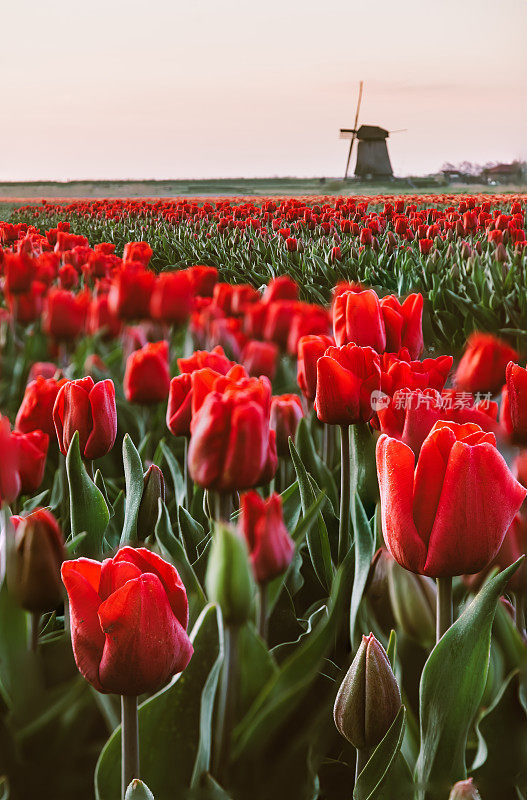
[357,125,389,140]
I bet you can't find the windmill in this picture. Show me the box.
[340,82,401,180]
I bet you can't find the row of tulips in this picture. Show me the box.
[8,194,527,355]
[0,204,526,799]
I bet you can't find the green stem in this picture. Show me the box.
[121,695,139,800]
[338,425,351,563]
[214,492,232,523]
[355,747,369,785]
[436,576,453,642]
[322,423,334,467]
[258,584,268,641]
[214,625,238,785]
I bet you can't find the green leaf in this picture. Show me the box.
[386,630,397,670]
[354,706,407,800]
[472,670,527,794]
[232,553,352,758]
[415,560,523,800]
[160,439,186,507]
[295,418,339,512]
[95,604,221,800]
[267,492,326,613]
[349,494,375,646]
[154,500,207,615]
[289,440,334,591]
[120,433,144,546]
[178,505,206,562]
[66,431,109,557]
[236,623,277,720]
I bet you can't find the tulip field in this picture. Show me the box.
[0,193,526,800]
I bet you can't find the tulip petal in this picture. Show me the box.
[113,547,189,628]
[423,441,527,576]
[221,400,267,491]
[61,558,105,691]
[98,573,193,695]
[85,380,117,460]
[376,435,427,573]
[413,424,456,546]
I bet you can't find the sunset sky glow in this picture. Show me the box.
[2,0,526,180]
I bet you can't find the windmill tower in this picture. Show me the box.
[340,82,396,180]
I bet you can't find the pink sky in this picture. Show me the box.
[1,0,526,180]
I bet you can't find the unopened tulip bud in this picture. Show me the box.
[448,779,481,799]
[137,465,165,540]
[125,779,155,800]
[334,633,401,750]
[8,508,65,612]
[388,560,436,647]
[206,523,254,626]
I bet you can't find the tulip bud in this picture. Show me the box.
[125,779,155,800]
[8,508,65,613]
[333,633,401,750]
[448,779,481,799]
[205,523,254,626]
[137,465,165,541]
[387,559,436,647]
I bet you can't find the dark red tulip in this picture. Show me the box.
[333,289,386,352]
[62,547,193,695]
[239,491,294,583]
[53,377,117,460]
[505,361,527,444]
[124,341,170,404]
[455,333,518,395]
[12,430,49,494]
[315,344,381,425]
[16,376,67,439]
[9,508,64,612]
[270,394,304,455]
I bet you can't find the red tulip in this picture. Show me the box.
[333,289,386,352]
[87,295,122,340]
[43,288,89,341]
[0,416,21,504]
[166,373,193,437]
[286,303,331,356]
[124,341,170,404]
[177,346,233,376]
[122,241,153,266]
[380,294,424,359]
[380,350,452,398]
[505,362,527,444]
[53,377,117,460]
[61,547,193,695]
[12,430,49,494]
[297,334,335,401]
[315,344,381,425]
[455,333,518,395]
[187,265,218,297]
[419,238,433,255]
[239,492,294,583]
[270,394,304,455]
[15,376,67,439]
[262,275,298,304]
[377,388,444,455]
[241,340,279,380]
[377,421,526,577]
[188,381,274,492]
[108,263,156,320]
[150,271,193,325]
[27,362,60,382]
